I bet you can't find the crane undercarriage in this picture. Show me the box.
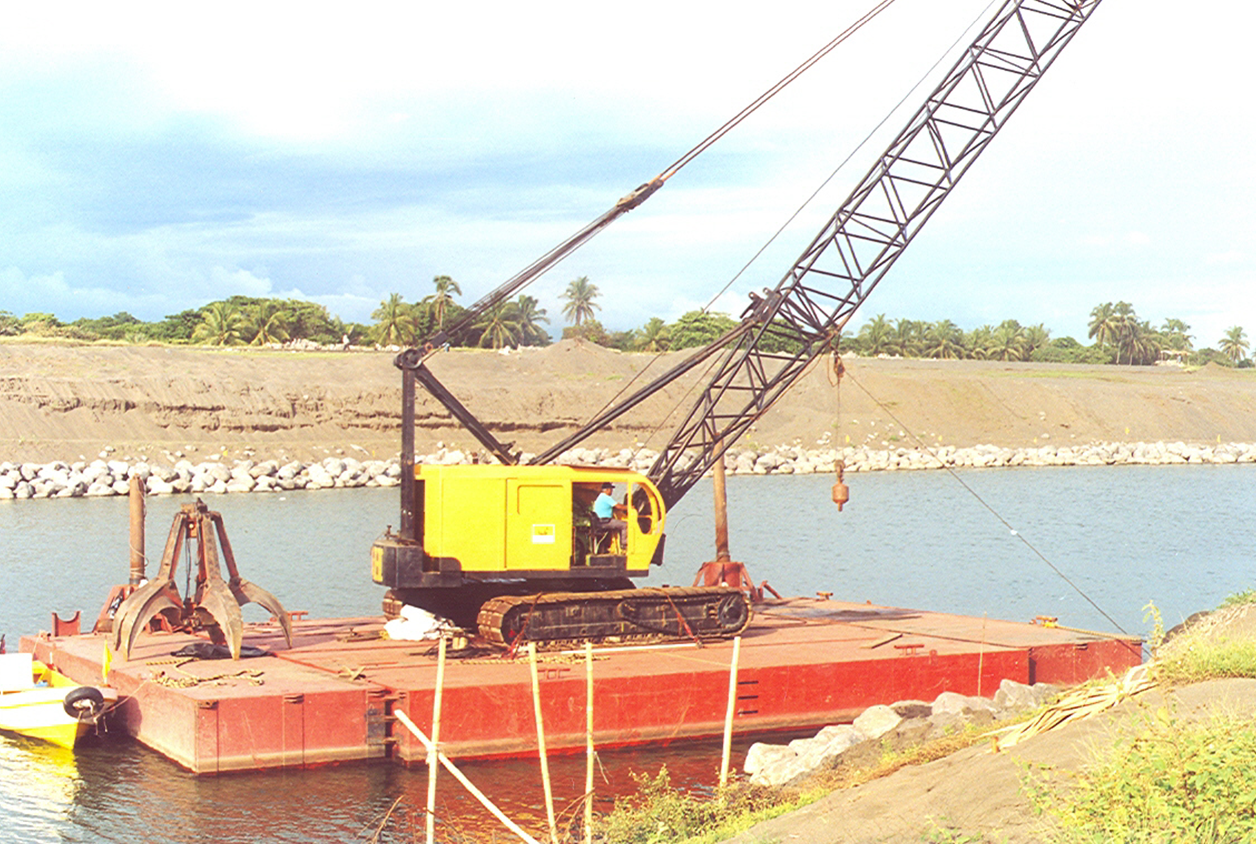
[384,582,752,649]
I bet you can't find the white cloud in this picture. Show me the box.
[1204,251,1248,267]
[0,0,1252,349]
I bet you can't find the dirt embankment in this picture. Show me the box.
[2,340,1255,464]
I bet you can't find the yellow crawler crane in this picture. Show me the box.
[373,0,1105,647]
[372,464,752,645]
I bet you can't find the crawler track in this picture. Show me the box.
[477,586,752,648]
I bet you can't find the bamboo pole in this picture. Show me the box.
[528,642,559,844]
[426,635,447,844]
[719,635,742,789]
[584,641,594,844]
[394,711,542,844]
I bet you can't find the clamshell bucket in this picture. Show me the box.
[110,500,293,660]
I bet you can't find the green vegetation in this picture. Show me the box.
[599,768,793,844]
[560,275,601,331]
[598,726,1001,844]
[1030,710,1256,843]
[3,283,1249,367]
[1025,591,1256,843]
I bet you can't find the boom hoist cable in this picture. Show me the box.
[420,0,902,358]
[400,1,907,465]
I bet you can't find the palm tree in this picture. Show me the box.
[633,317,671,352]
[1023,323,1051,359]
[985,323,1027,361]
[1119,319,1161,366]
[1088,302,1120,354]
[857,314,894,356]
[923,320,963,359]
[191,302,244,346]
[1219,326,1250,364]
[964,325,994,360]
[887,318,923,358]
[514,295,550,346]
[1161,318,1193,351]
[423,275,462,330]
[372,293,416,346]
[474,302,521,349]
[245,300,289,346]
[560,276,601,329]
[1110,302,1137,364]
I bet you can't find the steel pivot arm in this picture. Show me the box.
[394,179,665,464]
[529,0,1105,509]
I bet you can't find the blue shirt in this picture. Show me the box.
[593,491,616,520]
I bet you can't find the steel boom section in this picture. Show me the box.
[402,0,1103,513]
[642,0,1102,507]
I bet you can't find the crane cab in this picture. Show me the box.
[371,464,666,594]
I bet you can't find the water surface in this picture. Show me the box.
[2,465,1253,842]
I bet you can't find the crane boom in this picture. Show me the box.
[374,0,1106,644]
[534,0,1104,508]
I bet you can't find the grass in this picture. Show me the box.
[1150,590,1256,686]
[1000,369,1134,383]
[1219,588,1256,609]
[1027,710,1256,843]
[1024,589,1256,843]
[595,725,1003,844]
[596,767,800,844]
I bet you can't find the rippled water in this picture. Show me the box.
[2,465,1253,842]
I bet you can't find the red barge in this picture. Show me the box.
[22,597,1140,774]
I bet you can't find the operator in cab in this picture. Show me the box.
[593,482,629,549]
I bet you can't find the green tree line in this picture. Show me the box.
[1,279,1250,368]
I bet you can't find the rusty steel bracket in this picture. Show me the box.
[110,500,294,660]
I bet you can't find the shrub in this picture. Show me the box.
[1032,710,1256,843]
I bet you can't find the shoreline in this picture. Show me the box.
[3,439,1253,500]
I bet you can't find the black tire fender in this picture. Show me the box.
[63,686,105,719]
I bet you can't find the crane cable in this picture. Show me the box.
[553,0,983,463]
[700,0,1001,314]
[840,364,1131,636]
[424,0,903,359]
[658,0,901,184]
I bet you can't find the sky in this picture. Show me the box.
[0,0,1252,348]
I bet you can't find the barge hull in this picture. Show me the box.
[21,598,1141,773]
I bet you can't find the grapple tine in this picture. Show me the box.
[198,578,245,660]
[231,579,294,649]
[116,582,181,660]
[111,578,175,653]
[196,520,245,659]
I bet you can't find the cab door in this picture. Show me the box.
[505,480,571,570]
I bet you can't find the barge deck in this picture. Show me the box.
[21,597,1142,773]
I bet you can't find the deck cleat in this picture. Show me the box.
[110,500,293,660]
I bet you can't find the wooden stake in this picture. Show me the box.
[394,710,541,844]
[426,636,447,844]
[719,635,742,789]
[528,642,559,844]
[584,641,594,844]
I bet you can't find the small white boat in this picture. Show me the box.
[0,652,117,749]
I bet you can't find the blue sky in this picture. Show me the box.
[1,0,1251,348]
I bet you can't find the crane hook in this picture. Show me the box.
[832,460,849,511]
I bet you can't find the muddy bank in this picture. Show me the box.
[2,340,1255,467]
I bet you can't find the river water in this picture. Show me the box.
[2,465,1253,842]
